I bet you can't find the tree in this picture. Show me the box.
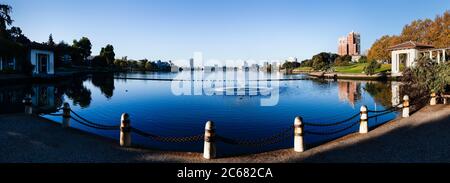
[281,61,300,69]
[72,37,92,61]
[358,56,368,63]
[55,41,71,68]
[368,10,450,62]
[299,59,313,67]
[139,59,148,69]
[145,61,156,71]
[47,34,55,46]
[99,44,115,66]
[0,4,12,37]
[91,55,108,67]
[311,52,338,71]
[334,55,352,66]
[402,56,450,95]
[364,60,380,75]
[7,26,30,44]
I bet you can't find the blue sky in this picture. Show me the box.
[3,0,449,65]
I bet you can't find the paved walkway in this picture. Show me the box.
[1,104,449,163]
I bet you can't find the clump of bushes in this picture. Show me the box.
[363,60,381,75]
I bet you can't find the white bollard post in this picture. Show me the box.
[294,116,304,152]
[402,95,410,118]
[430,92,437,106]
[359,105,368,134]
[203,121,216,159]
[62,102,70,128]
[22,95,33,115]
[120,113,131,147]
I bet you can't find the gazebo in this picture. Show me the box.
[388,41,449,75]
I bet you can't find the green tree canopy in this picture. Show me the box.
[0,4,12,35]
[100,44,115,66]
[72,37,92,60]
[47,34,55,46]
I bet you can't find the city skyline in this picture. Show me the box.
[3,0,449,64]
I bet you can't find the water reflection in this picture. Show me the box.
[90,73,115,99]
[1,72,408,155]
[0,73,401,115]
[338,81,362,107]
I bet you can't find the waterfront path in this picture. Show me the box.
[1,104,449,163]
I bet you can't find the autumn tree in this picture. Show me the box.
[368,10,450,62]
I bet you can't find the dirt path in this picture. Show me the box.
[1,104,449,163]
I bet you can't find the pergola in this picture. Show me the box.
[388,41,449,75]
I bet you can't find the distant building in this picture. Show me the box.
[242,61,249,71]
[189,58,194,70]
[338,31,361,56]
[286,57,298,62]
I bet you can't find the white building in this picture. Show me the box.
[30,48,55,75]
[388,41,448,75]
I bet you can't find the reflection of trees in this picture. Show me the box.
[63,78,92,108]
[91,73,115,99]
[364,81,392,108]
[0,84,32,114]
[310,78,333,89]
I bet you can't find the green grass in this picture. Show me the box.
[293,67,314,72]
[334,63,391,74]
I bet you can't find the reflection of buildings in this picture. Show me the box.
[31,85,59,113]
[189,58,194,70]
[338,81,361,107]
[0,84,61,114]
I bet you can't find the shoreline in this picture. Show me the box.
[305,71,402,81]
[1,104,449,163]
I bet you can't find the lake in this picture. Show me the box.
[0,71,403,156]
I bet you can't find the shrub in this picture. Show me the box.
[364,60,380,75]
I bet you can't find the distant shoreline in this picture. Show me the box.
[305,71,401,81]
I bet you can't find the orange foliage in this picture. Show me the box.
[368,10,449,62]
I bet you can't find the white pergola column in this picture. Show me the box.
[391,51,398,73]
[429,51,433,60]
[437,50,441,64]
[443,49,446,62]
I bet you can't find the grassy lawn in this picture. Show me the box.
[293,67,314,72]
[334,63,391,74]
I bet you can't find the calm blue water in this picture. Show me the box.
[2,71,399,156]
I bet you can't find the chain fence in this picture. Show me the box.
[303,112,360,127]
[216,126,293,147]
[131,127,204,143]
[35,94,431,148]
[70,109,120,129]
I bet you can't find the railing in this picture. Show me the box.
[31,92,440,160]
